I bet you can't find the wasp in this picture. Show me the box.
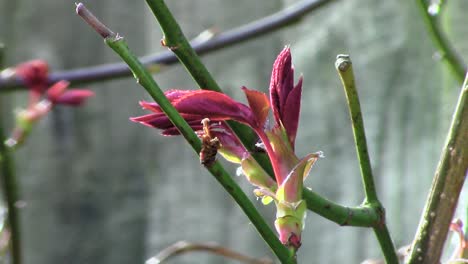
[199,118,221,167]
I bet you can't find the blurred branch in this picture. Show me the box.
[76,4,295,264]
[0,44,4,68]
[407,72,468,263]
[0,0,336,91]
[335,55,398,263]
[0,44,22,264]
[146,241,272,264]
[416,0,466,83]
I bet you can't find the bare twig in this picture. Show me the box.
[146,241,272,264]
[0,0,336,91]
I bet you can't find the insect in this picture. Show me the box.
[199,118,221,167]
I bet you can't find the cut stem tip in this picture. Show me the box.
[335,54,351,72]
[75,2,116,39]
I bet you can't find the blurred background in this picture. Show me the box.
[0,0,467,263]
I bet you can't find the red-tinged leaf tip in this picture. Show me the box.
[132,110,229,134]
[281,75,302,146]
[139,100,161,112]
[172,90,255,126]
[129,114,165,129]
[241,86,270,128]
[165,89,195,101]
[138,90,197,112]
[269,47,302,145]
[270,47,292,122]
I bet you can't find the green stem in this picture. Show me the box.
[416,0,466,83]
[0,43,22,264]
[335,55,398,263]
[76,4,295,263]
[372,219,400,264]
[144,0,382,228]
[335,55,379,205]
[145,0,222,93]
[302,190,378,227]
[406,73,468,263]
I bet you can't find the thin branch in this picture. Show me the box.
[416,0,466,83]
[0,0,336,91]
[0,44,22,264]
[406,72,468,263]
[335,55,379,204]
[76,4,295,263]
[335,55,398,263]
[146,241,272,264]
[302,190,379,227]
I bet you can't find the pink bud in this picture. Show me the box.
[46,80,70,100]
[52,89,95,106]
[45,80,94,106]
[15,60,50,103]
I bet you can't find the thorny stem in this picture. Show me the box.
[0,44,22,264]
[406,72,468,263]
[0,0,336,91]
[146,241,272,264]
[76,4,295,264]
[335,55,398,263]
[416,0,466,83]
[76,2,199,150]
[143,0,382,229]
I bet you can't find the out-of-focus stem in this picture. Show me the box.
[406,72,468,264]
[416,0,466,83]
[0,43,22,264]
